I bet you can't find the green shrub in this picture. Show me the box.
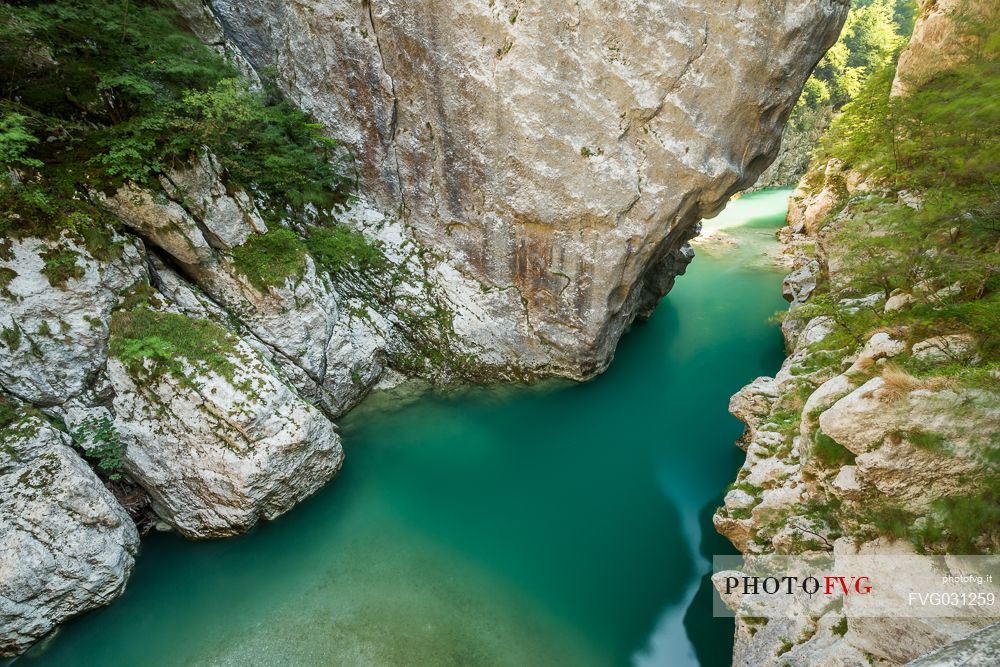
[0,0,351,240]
[803,36,1000,386]
[72,414,125,481]
[109,308,241,382]
[176,80,351,211]
[0,112,43,170]
[917,476,1000,554]
[802,495,844,540]
[866,504,914,541]
[832,616,848,637]
[231,228,307,291]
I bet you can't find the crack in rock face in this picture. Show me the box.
[207,0,850,379]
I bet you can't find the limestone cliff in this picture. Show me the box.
[206,0,850,379]
[891,0,994,96]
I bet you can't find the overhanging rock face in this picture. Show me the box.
[208,0,849,378]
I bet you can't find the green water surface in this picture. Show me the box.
[18,189,793,667]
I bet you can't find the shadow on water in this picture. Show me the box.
[18,189,792,667]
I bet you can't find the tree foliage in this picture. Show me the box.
[795,3,1000,377]
[763,0,916,186]
[812,0,914,110]
[0,0,352,240]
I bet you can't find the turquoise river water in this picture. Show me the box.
[17,189,793,667]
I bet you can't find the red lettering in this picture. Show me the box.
[824,576,848,595]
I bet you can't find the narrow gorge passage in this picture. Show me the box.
[15,191,792,667]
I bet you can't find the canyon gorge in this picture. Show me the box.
[2,0,998,665]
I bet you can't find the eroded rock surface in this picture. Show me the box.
[108,313,344,539]
[0,235,146,406]
[0,415,138,656]
[208,0,850,378]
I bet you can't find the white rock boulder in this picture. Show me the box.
[0,414,138,656]
[107,310,344,538]
[0,235,146,406]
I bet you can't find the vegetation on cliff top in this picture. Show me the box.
[0,1,351,227]
[807,0,915,110]
[762,0,917,187]
[1,1,388,293]
[783,3,1000,554]
[806,3,1000,372]
[0,0,382,291]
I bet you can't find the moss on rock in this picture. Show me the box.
[109,308,242,382]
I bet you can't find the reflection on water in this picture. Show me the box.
[20,189,792,667]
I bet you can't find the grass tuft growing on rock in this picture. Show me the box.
[38,246,84,287]
[1,323,22,351]
[898,428,948,453]
[0,267,16,298]
[879,363,955,401]
[0,395,19,433]
[109,308,240,382]
[231,223,387,290]
[231,228,307,291]
[305,224,387,276]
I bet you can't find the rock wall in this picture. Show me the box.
[715,11,1000,660]
[715,161,999,666]
[716,126,1000,667]
[206,0,850,378]
[892,0,998,96]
